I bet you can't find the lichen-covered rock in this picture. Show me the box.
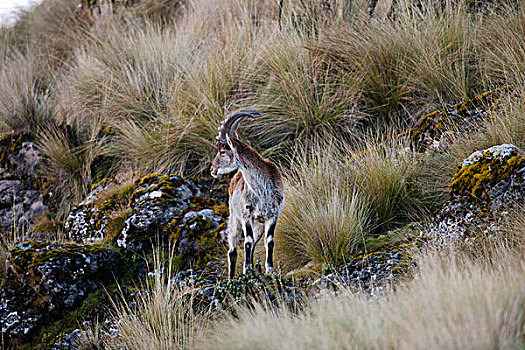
[168,245,410,312]
[168,263,301,312]
[117,174,200,250]
[0,132,47,233]
[428,144,525,240]
[308,243,411,296]
[0,132,42,177]
[0,180,47,232]
[170,207,227,269]
[0,239,119,343]
[405,87,509,151]
[65,178,116,244]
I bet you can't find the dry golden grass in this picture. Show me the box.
[1,0,525,348]
[202,233,525,350]
[247,36,366,155]
[2,0,524,199]
[107,246,207,350]
[0,52,55,134]
[348,138,440,231]
[479,3,525,86]
[37,118,109,220]
[277,137,441,270]
[309,1,483,117]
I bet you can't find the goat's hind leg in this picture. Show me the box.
[264,220,277,274]
[243,220,255,275]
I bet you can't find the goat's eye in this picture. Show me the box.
[220,151,227,156]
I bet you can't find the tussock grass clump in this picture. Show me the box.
[37,120,110,220]
[278,138,440,270]
[202,241,525,349]
[348,139,439,232]
[0,0,90,135]
[6,0,86,64]
[57,23,188,125]
[248,37,365,156]
[58,5,274,174]
[279,143,370,268]
[0,52,54,134]
[278,141,363,269]
[56,22,200,174]
[108,247,205,350]
[307,0,481,123]
[480,4,525,86]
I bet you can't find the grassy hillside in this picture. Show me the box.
[1,0,525,348]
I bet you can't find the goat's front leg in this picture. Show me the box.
[228,219,241,279]
[228,245,237,279]
[243,220,255,274]
[264,219,277,274]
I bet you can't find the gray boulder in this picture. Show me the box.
[1,239,119,343]
[427,144,525,241]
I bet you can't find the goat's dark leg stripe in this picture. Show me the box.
[228,248,237,279]
[244,223,254,271]
[266,221,276,271]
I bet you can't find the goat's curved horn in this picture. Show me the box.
[216,110,261,145]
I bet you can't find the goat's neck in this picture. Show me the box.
[231,139,268,195]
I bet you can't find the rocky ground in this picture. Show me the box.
[0,89,523,348]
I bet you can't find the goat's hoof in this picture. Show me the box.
[265,266,274,274]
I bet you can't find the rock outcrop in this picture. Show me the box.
[64,173,229,269]
[405,87,510,151]
[65,178,116,244]
[0,239,119,344]
[117,174,200,251]
[0,132,47,233]
[428,144,525,241]
[308,243,411,296]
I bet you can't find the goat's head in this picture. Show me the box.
[210,110,261,178]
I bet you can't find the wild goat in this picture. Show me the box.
[211,110,284,278]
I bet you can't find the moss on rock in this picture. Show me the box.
[169,209,227,269]
[65,178,117,244]
[450,152,524,210]
[404,87,509,151]
[1,240,119,345]
[117,174,201,251]
[428,144,525,240]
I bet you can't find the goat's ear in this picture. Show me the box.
[226,134,235,150]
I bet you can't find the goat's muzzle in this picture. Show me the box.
[210,166,219,178]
